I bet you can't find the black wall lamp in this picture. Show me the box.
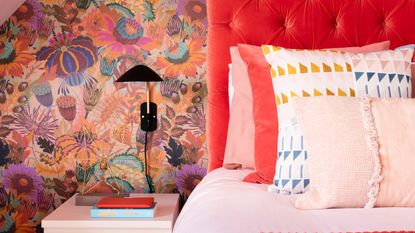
[116,65,163,132]
[116,65,163,193]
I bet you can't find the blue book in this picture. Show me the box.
[90,203,157,218]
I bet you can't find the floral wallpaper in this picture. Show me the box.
[0,0,208,231]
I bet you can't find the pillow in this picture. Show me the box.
[237,44,278,183]
[228,64,234,105]
[329,41,390,52]
[293,97,415,209]
[396,44,415,97]
[262,45,414,194]
[225,41,390,184]
[413,63,415,97]
[223,48,255,169]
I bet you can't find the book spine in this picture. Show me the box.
[91,208,155,218]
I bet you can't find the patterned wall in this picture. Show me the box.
[0,0,207,231]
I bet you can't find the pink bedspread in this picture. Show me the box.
[173,168,415,233]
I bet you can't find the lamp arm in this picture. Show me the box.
[146,82,150,114]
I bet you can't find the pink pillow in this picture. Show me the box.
[225,41,390,184]
[223,47,255,169]
[329,41,390,52]
[293,97,415,209]
[412,63,415,97]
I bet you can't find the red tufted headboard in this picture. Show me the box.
[206,0,415,171]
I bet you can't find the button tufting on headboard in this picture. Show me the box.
[207,0,415,171]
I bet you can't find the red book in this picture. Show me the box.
[96,197,154,209]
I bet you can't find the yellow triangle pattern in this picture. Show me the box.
[311,63,320,73]
[281,93,288,104]
[276,95,281,105]
[277,87,355,105]
[273,62,351,76]
[346,63,352,72]
[326,88,335,96]
[290,91,298,97]
[271,68,277,78]
[262,46,271,55]
[272,46,282,52]
[334,63,344,72]
[299,63,308,73]
[287,64,297,75]
[278,66,285,76]
[323,63,332,72]
[338,88,347,96]
[350,88,355,97]
[314,89,323,96]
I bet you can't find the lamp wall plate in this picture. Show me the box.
[141,102,157,131]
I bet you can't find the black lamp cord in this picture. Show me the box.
[144,130,154,193]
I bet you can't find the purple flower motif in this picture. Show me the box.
[36,34,98,87]
[0,187,8,208]
[32,82,53,107]
[177,0,207,25]
[176,163,206,196]
[14,0,43,31]
[166,15,182,36]
[3,163,43,203]
[13,105,58,142]
[37,190,55,211]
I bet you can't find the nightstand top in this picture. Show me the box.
[42,193,180,230]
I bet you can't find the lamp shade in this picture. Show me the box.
[115,65,163,82]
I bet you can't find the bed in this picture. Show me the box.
[174,168,415,233]
[174,0,415,232]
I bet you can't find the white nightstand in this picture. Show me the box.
[42,193,180,233]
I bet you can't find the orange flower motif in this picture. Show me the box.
[0,39,34,77]
[55,120,111,166]
[155,38,205,78]
[34,147,73,177]
[13,209,36,233]
[90,92,131,130]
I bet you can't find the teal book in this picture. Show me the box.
[90,203,157,218]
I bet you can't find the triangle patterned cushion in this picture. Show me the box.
[262,45,414,194]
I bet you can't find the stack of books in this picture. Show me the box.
[90,197,157,218]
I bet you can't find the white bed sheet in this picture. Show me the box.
[174,168,415,233]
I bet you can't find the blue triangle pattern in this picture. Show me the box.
[278,152,283,159]
[367,72,375,82]
[377,73,386,82]
[281,179,290,188]
[293,150,302,160]
[355,72,364,81]
[274,179,279,186]
[398,74,404,83]
[292,179,301,189]
[407,75,411,83]
[283,151,291,160]
[304,179,310,188]
[389,74,396,82]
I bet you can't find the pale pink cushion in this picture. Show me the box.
[223,47,255,169]
[371,98,415,207]
[292,97,373,209]
[293,97,415,209]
